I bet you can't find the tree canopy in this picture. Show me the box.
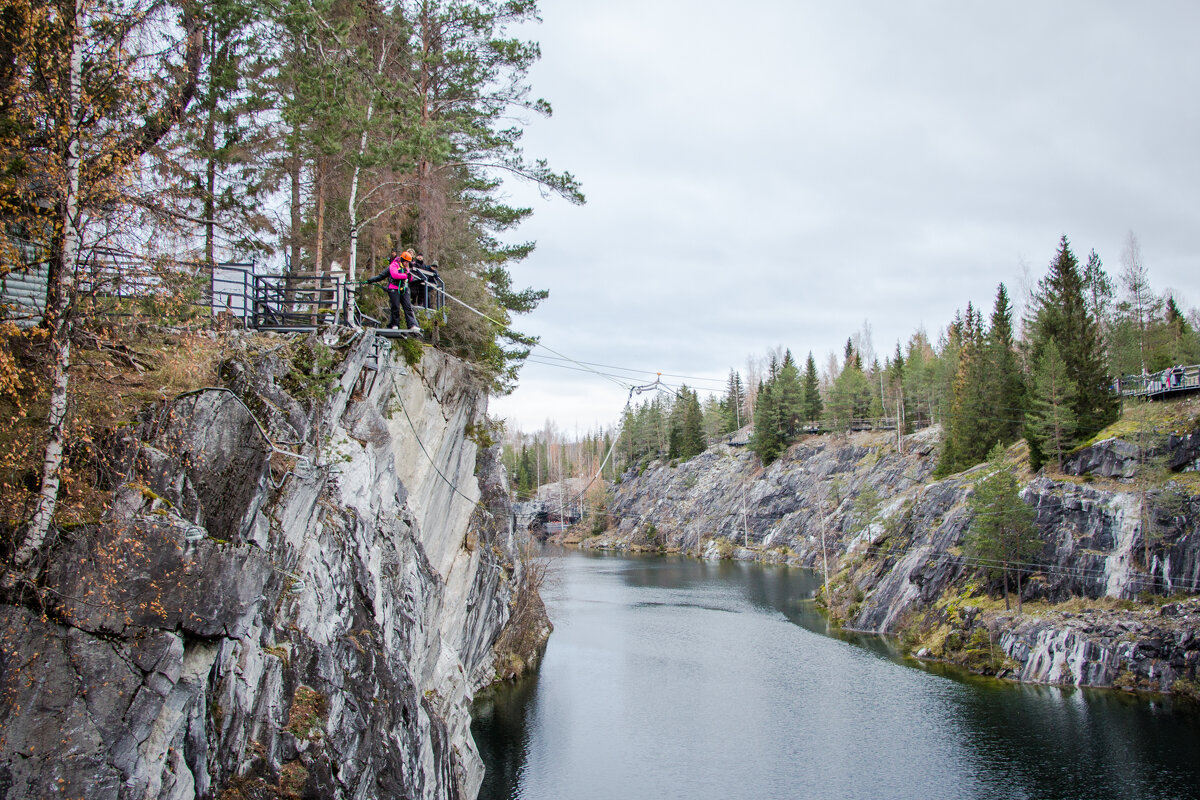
[965,445,1042,611]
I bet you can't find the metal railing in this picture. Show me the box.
[407,267,445,314]
[211,261,255,325]
[2,241,450,334]
[252,273,346,330]
[1113,364,1200,398]
[76,247,164,301]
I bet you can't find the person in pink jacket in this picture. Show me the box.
[365,249,420,330]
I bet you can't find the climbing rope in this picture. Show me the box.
[386,369,493,519]
[145,387,320,592]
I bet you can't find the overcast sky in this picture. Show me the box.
[488,0,1200,435]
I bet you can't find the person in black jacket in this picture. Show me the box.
[411,252,429,307]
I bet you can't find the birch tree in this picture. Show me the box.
[3,0,204,583]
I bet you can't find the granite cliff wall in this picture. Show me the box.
[0,330,542,799]
[595,424,1200,695]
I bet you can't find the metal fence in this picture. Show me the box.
[251,272,347,330]
[75,247,164,301]
[211,262,255,325]
[1114,364,1200,399]
[2,241,447,334]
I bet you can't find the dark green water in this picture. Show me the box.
[471,550,1200,800]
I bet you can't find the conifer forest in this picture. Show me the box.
[502,233,1200,495]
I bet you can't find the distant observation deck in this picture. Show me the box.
[1113,364,1200,400]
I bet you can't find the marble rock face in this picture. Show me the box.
[0,335,526,800]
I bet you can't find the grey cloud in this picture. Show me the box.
[493,1,1200,431]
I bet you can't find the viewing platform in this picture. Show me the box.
[1114,364,1200,400]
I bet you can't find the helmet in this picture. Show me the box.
[401,250,414,262]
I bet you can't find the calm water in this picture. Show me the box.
[471,550,1200,800]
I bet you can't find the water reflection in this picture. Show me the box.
[471,550,1200,800]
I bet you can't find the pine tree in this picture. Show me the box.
[902,330,940,428]
[407,0,583,253]
[886,342,906,431]
[965,444,1041,612]
[167,0,277,264]
[1082,249,1113,339]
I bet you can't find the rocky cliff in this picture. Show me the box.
[0,330,545,799]
[593,418,1200,696]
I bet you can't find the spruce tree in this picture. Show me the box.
[1025,236,1116,445]
[985,284,1025,445]
[721,370,746,433]
[1029,338,1079,472]
[666,386,706,461]
[776,350,805,438]
[827,359,870,432]
[681,390,706,459]
[868,358,885,420]
[1165,296,1200,364]
[937,304,988,476]
[965,444,1041,612]
[518,445,534,495]
[802,352,823,423]
[750,378,784,464]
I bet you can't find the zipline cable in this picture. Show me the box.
[434,285,1191,584]
[524,354,729,386]
[439,287,635,391]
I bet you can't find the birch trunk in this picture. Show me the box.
[345,44,387,326]
[8,5,83,582]
[346,101,375,325]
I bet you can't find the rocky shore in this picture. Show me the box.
[568,415,1200,698]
